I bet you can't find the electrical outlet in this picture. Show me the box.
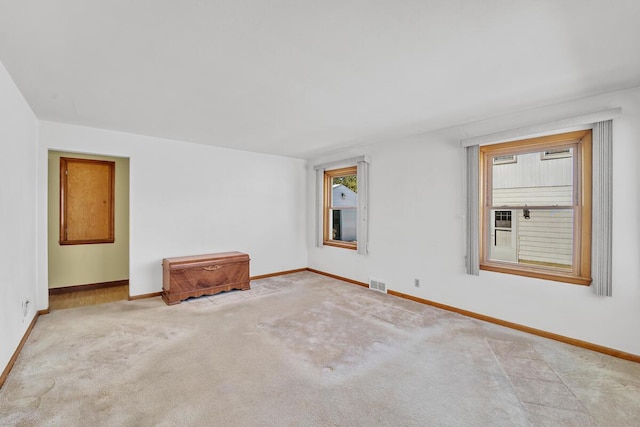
[414,278,420,288]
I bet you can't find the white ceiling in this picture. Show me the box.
[1,1,639,159]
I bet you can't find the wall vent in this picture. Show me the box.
[369,279,387,293]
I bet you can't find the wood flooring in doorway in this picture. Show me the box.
[49,284,129,310]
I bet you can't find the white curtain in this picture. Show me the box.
[314,168,324,248]
[465,145,480,275]
[356,159,369,255]
[591,120,613,296]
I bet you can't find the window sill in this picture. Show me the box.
[59,239,115,245]
[480,263,592,286]
[323,241,357,250]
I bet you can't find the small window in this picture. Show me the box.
[494,210,512,228]
[479,130,592,285]
[60,157,115,245]
[541,148,572,160]
[493,155,517,165]
[324,166,357,249]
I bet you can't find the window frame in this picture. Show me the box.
[323,166,358,250]
[59,157,116,245]
[479,130,592,285]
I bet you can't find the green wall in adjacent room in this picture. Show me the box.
[48,151,129,288]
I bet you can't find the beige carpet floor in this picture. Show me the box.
[1,271,639,426]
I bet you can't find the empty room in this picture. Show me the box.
[1,1,640,425]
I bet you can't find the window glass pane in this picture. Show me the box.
[489,208,573,270]
[324,167,358,246]
[331,175,357,207]
[329,208,357,242]
[495,210,512,228]
[330,175,358,242]
[492,149,573,206]
[329,173,358,243]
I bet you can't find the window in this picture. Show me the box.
[541,148,572,160]
[479,130,592,285]
[493,154,517,165]
[60,157,115,245]
[324,166,358,249]
[494,210,512,228]
[314,156,369,254]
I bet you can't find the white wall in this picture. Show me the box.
[0,62,38,372]
[308,86,640,356]
[37,122,307,306]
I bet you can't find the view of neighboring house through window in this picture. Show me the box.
[324,166,357,249]
[480,130,592,285]
[493,154,517,165]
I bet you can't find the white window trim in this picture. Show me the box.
[460,108,621,148]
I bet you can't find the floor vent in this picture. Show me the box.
[369,279,387,293]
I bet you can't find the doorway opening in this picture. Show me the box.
[47,151,130,310]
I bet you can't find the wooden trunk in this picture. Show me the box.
[162,252,250,305]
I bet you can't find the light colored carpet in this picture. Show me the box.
[1,271,639,426]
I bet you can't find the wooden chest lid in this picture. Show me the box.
[162,251,249,269]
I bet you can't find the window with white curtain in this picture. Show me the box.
[464,112,616,296]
